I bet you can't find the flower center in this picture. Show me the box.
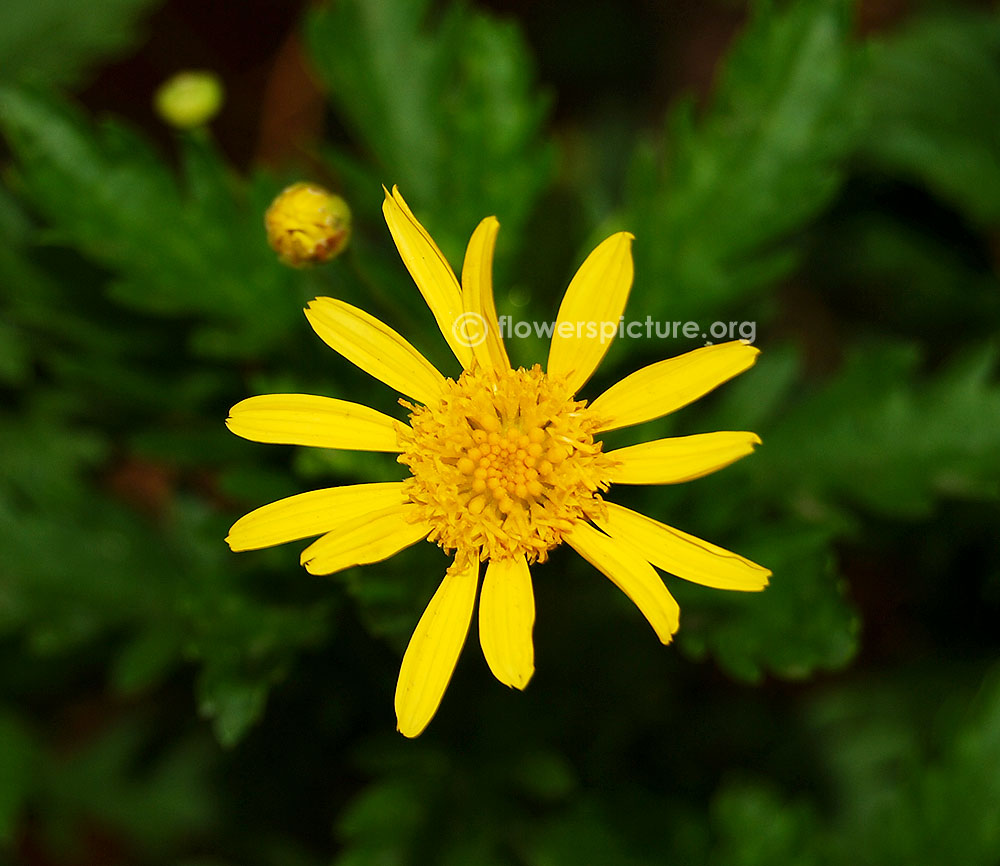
[398,364,617,563]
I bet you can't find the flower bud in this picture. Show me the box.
[264,183,352,266]
[154,71,224,129]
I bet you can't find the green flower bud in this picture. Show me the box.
[154,71,224,129]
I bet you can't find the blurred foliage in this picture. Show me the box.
[857,10,1000,226]
[0,0,159,88]
[625,0,857,321]
[304,0,554,259]
[1,0,999,864]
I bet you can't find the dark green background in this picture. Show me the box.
[1,0,999,863]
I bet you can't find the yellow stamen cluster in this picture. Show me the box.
[399,364,617,563]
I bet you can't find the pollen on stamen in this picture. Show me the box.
[398,364,618,563]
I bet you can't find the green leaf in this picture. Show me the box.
[42,718,216,849]
[305,0,554,261]
[187,586,333,747]
[0,411,107,510]
[0,319,30,385]
[858,10,1000,225]
[197,673,269,749]
[335,777,428,866]
[710,780,824,866]
[0,86,302,357]
[675,521,858,682]
[809,212,1000,345]
[528,800,648,866]
[625,0,857,320]
[0,0,160,87]
[750,342,1000,518]
[110,629,182,695]
[803,665,1000,865]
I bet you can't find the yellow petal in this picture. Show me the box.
[588,341,761,433]
[547,232,634,395]
[596,502,770,591]
[226,482,405,552]
[607,431,762,485]
[305,297,446,405]
[299,505,429,575]
[461,216,510,372]
[395,555,479,738]
[226,394,403,452]
[382,186,474,368]
[565,521,679,643]
[478,555,535,689]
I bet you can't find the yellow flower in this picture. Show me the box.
[227,186,770,737]
[264,183,352,267]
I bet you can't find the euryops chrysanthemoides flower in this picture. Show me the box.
[227,187,770,737]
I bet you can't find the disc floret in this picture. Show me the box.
[399,364,616,562]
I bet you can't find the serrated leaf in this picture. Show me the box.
[625,0,857,320]
[305,0,554,260]
[750,342,1000,518]
[858,11,1000,225]
[676,522,858,682]
[0,86,301,357]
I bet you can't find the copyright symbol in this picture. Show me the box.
[453,312,489,348]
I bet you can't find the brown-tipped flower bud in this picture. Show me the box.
[264,182,352,267]
[154,71,224,129]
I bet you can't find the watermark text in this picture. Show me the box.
[452,313,756,348]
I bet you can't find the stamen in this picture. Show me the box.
[398,364,617,562]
